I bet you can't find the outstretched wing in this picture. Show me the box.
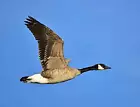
[24,16,67,70]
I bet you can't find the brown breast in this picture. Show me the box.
[41,67,80,84]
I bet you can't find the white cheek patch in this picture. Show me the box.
[98,64,104,70]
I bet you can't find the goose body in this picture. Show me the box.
[20,16,111,84]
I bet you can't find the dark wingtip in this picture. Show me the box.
[27,16,38,22]
[28,16,34,19]
[24,20,30,24]
[24,16,41,26]
[24,16,35,26]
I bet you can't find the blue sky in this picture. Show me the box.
[0,0,140,107]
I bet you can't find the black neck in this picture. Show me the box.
[78,65,97,74]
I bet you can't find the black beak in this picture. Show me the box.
[20,76,29,82]
[105,66,111,69]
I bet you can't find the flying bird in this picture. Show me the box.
[20,16,111,84]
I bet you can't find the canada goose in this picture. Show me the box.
[20,16,111,84]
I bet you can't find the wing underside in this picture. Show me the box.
[24,16,67,70]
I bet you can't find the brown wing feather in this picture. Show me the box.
[24,16,67,70]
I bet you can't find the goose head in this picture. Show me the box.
[93,64,111,70]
